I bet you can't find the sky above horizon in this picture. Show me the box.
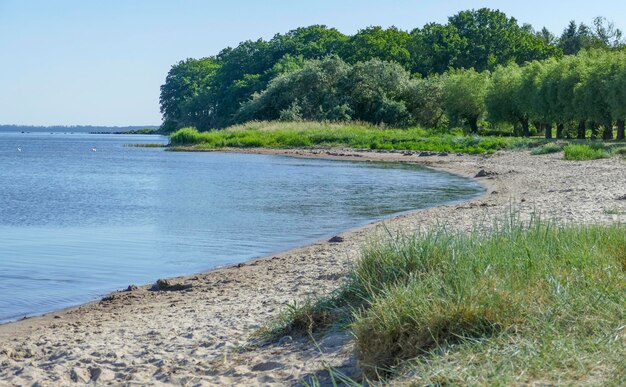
[1,1,624,127]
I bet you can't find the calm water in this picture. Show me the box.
[0,133,483,323]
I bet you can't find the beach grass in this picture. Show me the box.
[168,122,532,154]
[563,143,610,160]
[269,215,626,385]
[530,142,565,155]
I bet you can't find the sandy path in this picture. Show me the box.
[1,149,625,386]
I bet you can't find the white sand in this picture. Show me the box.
[1,149,624,386]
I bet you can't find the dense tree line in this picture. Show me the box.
[159,8,624,133]
[486,50,625,139]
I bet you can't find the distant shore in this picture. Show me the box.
[1,148,624,385]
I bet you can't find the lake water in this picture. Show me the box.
[0,133,483,323]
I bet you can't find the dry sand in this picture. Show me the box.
[1,148,625,386]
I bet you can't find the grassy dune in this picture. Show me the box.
[266,216,626,385]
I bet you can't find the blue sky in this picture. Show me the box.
[0,0,624,126]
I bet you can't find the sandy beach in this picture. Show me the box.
[1,148,625,386]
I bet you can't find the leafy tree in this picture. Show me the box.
[536,27,557,46]
[485,63,529,135]
[159,58,220,132]
[447,8,557,72]
[236,56,351,122]
[404,75,447,128]
[270,25,348,59]
[574,50,615,139]
[606,51,626,139]
[410,23,463,76]
[443,68,490,133]
[343,26,412,69]
[210,39,275,127]
[343,59,413,125]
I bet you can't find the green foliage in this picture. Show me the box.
[169,122,528,154]
[159,9,571,132]
[563,143,610,160]
[159,11,625,136]
[443,69,490,133]
[346,60,414,125]
[485,64,528,134]
[445,8,559,71]
[343,26,412,68]
[352,220,626,381]
[236,56,351,123]
[238,57,417,127]
[267,216,626,384]
[159,58,220,131]
[403,75,447,129]
[530,143,564,155]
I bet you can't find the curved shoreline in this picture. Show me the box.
[0,149,484,326]
[1,148,624,385]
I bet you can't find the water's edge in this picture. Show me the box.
[0,149,487,326]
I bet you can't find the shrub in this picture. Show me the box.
[563,144,609,160]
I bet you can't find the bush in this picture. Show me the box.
[563,144,609,160]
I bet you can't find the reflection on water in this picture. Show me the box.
[0,133,483,322]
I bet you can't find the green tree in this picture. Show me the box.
[270,25,348,59]
[558,21,594,55]
[443,68,490,133]
[344,59,414,125]
[447,8,557,71]
[343,26,412,69]
[236,56,351,122]
[590,17,624,49]
[574,51,615,139]
[605,50,626,139]
[485,63,529,136]
[410,23,463,76]
[404,75,447,128]
[159,58,220,132]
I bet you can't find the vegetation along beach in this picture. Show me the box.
[1,3,625,386]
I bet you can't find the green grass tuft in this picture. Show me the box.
[268,215,626,384]
[530,143,564,155]
[563,144,610,160]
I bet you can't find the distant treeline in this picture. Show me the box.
[160,8,625,135]
[0,125,159,133]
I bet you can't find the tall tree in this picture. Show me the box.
[485,63,529,136]
[558,21,594,55]
[443,68,490,133]
[344,59,413,125]
[447,8,557,71]
[159,58,220,132]
[343,26,412,69]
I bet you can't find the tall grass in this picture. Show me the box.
[563,143,610,160]
[269,216,626,384]
[169,122,530,154]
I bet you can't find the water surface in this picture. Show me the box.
[0,133,483,322]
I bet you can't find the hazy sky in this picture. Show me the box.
[1,1,624,126]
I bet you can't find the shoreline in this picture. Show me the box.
[0,149,485,326]
[1,148,624,385]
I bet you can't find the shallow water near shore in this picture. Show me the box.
[0,133,483,323]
